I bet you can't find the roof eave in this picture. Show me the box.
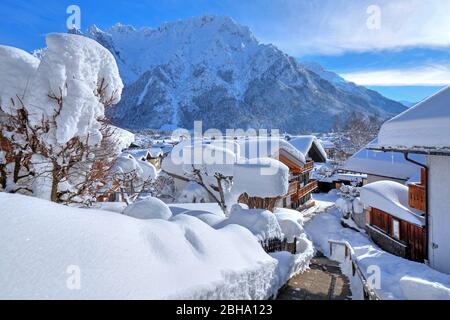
[367,146,450,157]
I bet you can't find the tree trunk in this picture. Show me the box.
[50,161,59,202]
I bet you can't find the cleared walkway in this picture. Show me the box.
[277,252,352,300]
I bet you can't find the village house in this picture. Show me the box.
[122,147,164,169]
[282,136,327,209]
[162,136,322,211]
[361,179,426,262]
[363,86,450,274]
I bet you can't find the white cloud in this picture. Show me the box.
[241,0,450,56]
[340,65,450,86]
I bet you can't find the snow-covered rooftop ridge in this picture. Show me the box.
[237,137,306,165]
[289,135,327,162]
[360,181,425,226]
[126,146,167,167]
[0,193,279,299]
[378,86,450,151]
[342,138,423,180]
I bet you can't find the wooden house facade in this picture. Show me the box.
[278,153,318,210]
[363,170,427,262]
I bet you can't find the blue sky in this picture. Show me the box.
[1,0,449,102]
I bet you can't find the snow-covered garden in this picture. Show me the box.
[0,33,313,300]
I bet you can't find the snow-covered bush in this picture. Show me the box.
[181,144,237,214]
[273,208,305,242]
[177,181,210,203]
[216,204,283,241]
[112,154,158,203]
[123,197,172,220]
[0,34,123,203]
[335,185,365,227]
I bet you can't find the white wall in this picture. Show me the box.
[428,155,450,274]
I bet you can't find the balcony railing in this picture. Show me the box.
[294,180,318,200]
[287,181,298,195]
[302,161,314,172]
[408,183,426,212]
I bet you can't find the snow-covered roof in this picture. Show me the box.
[113,155,157,181]
[289,136,328,162]
[109,125,135,151]
[123,147,163,160]
[360,181,425,226]
[233,157,289,198]
[319,139,335,149]
[378,86,450,153]
[149,147,164,158]
[342,139,423,180]
[237,137,306,165]
[122,149,150,160]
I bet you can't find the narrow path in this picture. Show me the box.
[277,252,352,300]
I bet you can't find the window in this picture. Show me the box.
[392,219,400,240]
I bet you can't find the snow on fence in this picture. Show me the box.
[328,240,381,300]
[260,237,297,254]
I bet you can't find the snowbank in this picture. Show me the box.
[233,158,289,198]
[0,193,280,299]
[360,181,424,226]
[273,208,305,242]
[216,204,283,241]
[123,197,172,220]
[305,200,450,300]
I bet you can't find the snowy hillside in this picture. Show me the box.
[83,15,406,132]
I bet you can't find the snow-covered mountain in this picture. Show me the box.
[398,100,416,108]
[85,16,406,133]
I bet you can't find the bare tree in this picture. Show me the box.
[186,164,233,215]
[333,112,383,160]
[0,82,121,204]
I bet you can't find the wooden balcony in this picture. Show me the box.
[287,181,298,195]
[302,161,314,172]
[408,183,426,212]
[293,180,318,200]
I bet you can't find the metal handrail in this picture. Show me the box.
[328,240,381,300]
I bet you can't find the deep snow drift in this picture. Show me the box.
[0,193,283,299]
